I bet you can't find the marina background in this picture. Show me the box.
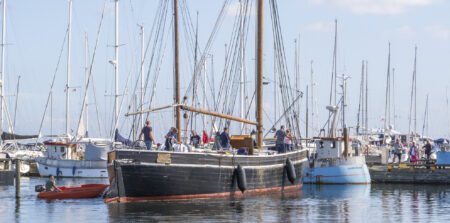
[1,0,449,141]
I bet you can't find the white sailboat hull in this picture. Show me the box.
[35,157,107,178]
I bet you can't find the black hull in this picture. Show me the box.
[105,150,308,202]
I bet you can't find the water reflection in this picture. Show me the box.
[1,177,449,223]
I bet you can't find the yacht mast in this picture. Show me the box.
[84,32,89,137]
[140,26,144,128]
[65,0,72,136]
[365,61,368,137]
[310,60,315,136]
[384,43,391,132]
[239,0,244,133]
[113,0,119,135]
[173,0,181,140]
[256,0,263,148]
[0,0,5,133]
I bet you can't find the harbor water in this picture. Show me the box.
[0,177,448,222]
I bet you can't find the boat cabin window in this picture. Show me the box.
[319,141,324,148]
[60,147,65,152]
[54,147,57,153]
[330,141,335,148]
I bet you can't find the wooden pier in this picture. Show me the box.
[369,165,450,184]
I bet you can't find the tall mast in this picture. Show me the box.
[305,85,309,138]
[239,0,244,133]
[310,60,315,136]
[392,67,396,128]
[256,0,263,149]
[84,32,89,137]
[0,0,6,133]
[329,19,337,106]
[365,61,368,137]
[384,42,391,132]
[113,0,119,134]
[295,37,300,133]
[408,46,417,140]
[140,26,144,128]
[422,94,429,137]
[414,46,417,136]
[357,60,364,136]
[191,11,198,132]
[173,0,181,140]
[65,0,72,136]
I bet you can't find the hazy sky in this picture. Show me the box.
[2,0,450,142]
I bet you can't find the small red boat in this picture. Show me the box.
[37,184,109,199]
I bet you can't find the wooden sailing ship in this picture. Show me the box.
[104,0,308,203]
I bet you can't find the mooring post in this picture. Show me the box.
[15,159,20,198]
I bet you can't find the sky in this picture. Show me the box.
[2,0,450,143]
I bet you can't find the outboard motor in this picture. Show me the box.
[35,185,45,192]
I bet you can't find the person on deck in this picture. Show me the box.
[190,130,201,148]
[284,129,294,151]
[165,127,179,151]
[275,125,286,153]
[424,139,432,161]
[138,120,155,150]
[392,138,403,165]
[45,175,60,192]
[409,141,419,164]
[220,127,231,149]
[213,132,221,150]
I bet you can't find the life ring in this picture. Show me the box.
[235,165,247,192]
[285,158,296,184]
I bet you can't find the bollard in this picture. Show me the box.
[15,159,21,198]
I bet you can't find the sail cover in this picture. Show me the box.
[1,132,39,141]
[114,129,132,146]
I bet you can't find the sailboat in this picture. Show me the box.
[104,0,308,202]
[304,75,371,184]
[0,0,40,174]
[35,0,111,178]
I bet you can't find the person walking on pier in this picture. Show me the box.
[392,138,403,165]
[275,125,286,153]
[139,120,155,150]
[409,141,419,164]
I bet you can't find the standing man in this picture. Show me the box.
[392,138,403,165]
[139,120,155,150]
[220,127,231,149]
[190,130,201,148]
[275,125,286,153]
[424,139,432,161]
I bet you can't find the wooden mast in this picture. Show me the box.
[256,0,263,149]
[174,0,181,140]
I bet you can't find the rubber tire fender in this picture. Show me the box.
[285,158,296,184]
[236,165,247,192]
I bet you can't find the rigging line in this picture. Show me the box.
[130,0,167,110]
[183,0,231,101]
[73,0,107,140]
[37,28,68,138]
[269,0,300,138]
[145,17,173,123]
